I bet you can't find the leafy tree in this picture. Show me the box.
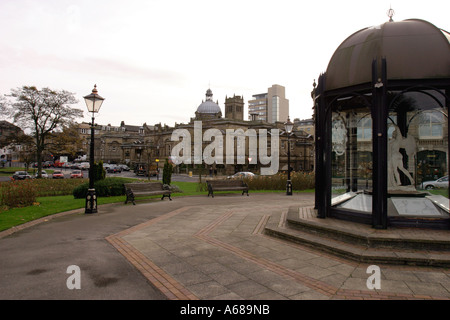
[0,95,6,119]
[3,86,83,177]
[48,123,84,160]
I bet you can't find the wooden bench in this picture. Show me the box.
[206,179,249,198]
[124,182,172,205]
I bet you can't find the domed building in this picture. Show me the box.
[314,16,450,229]
[195,88,222,120]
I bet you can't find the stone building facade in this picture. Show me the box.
[76,88,314,175]
[0,120,25,166]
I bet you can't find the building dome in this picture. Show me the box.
[325,19,450,91]
[196,89,222,114]
[197,100,221,114]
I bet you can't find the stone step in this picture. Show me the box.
[288,207,450,251]
[263,207,450,268]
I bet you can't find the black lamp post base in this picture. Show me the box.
[85,188,97,214]
[286,180,292,196]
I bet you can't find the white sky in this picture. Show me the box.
[1,0,448,127]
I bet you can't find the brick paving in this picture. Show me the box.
[105,193,450,300]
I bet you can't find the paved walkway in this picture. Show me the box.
[1,192,449,300]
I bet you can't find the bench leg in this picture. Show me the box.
[125,195,136,205]
[125,190,136,205]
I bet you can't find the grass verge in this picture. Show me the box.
[0,180,315,232]
[0,195,125,232]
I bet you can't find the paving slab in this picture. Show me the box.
[0,192,449,301]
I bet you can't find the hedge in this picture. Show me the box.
[73,177,137,199]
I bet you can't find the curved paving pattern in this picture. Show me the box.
[106,196,450,300]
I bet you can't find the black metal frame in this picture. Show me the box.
[315,58,450,229]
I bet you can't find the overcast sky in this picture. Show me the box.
[1,0,448,128]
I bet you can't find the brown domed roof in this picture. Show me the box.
[325,19,450,91]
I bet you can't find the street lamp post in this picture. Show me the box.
[285,117,293,196]
[83,85,105,214]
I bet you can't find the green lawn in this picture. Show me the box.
[0,180,315,232]
[2,174,448,234]
[1,180,447,233]
[428,189,449,198]
[0,195,126,232]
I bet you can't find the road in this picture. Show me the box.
[0,169,201,183]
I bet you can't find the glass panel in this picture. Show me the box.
[331,103,373,212]
[388,90,448,218]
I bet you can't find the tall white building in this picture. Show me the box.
[248,84,289,123]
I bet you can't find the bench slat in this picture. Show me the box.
[206,179,249,198]
[124,182,172,205]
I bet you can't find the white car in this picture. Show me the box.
[35,170,49,178]
[227,172,256,179]
[80,162,90,170]
[421,176,448,190]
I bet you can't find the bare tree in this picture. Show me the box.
[4,86,83,176]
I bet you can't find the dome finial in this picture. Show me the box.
[205,88,213,101]
[387,6,395,22]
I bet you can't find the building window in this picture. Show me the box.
[272,96,279,122]
[357,117,372,141]
[418,111,443,139]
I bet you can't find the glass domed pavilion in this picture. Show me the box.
[313,17,450,229]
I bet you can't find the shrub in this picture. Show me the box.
[92,161,106,182]
[72,177,135,199]
[31,178,87,197]
[163,159,173,185]
[244,172,315,191]
[0,180,37,208]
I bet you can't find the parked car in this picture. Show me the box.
[227,172,256,179]
[119,164,130,171]
[12,171,32,180]
[421,175,449,190]
[80,162,90,170]
[71,163,82,170]
[43,161,54,168]
[52,170,64,179]
[35,170,49,178]
[70,170,83,179]
[107,166,122,173]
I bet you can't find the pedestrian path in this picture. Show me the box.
[106,193,450,300]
